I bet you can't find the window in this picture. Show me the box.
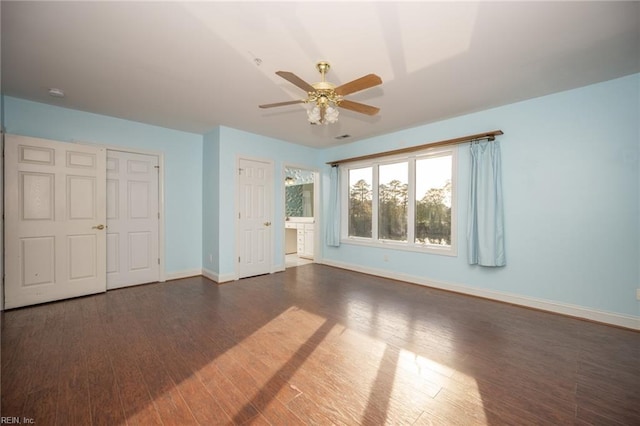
[341,147,457,255]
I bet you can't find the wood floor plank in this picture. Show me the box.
[239,331,367,425]
[112,312,199,425]
[2,266,639,425]
[22,386,58,426]
[226,339,304,405]
[54,301,92,426]
[575,405,631,426]
[80,298,127,426]
[415,388,490,426]
[109,356,164,426]
[104,311,165,426]
[197,360,261,424]
[285,393,342,426]
[205,346,305,425]
[1,302,67,422]
[141,322,233,425]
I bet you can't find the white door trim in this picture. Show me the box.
[282,163,321,268]
[235,155,275,280]
[71,141,166,282]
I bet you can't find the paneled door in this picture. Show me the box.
[4,134,107,309]
[106,150,160,289]
[237,158,273,279]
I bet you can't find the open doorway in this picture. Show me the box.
[284,166,317,268]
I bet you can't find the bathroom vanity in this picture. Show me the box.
[285,218,314,259]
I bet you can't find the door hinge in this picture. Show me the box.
[157,258,160,265]
[157,212,160,219]
[238,212,241,219]
[238,256,241,263]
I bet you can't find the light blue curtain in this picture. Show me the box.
[326,165,341,247]
[468,140,506,266]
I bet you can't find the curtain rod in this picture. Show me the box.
[327,130,504,166]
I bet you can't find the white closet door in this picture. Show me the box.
[4,134,107,308]
[106,150,159,289]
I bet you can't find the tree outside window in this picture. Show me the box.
[342,148,456,255]
[415,156,452,245]
[348,167,372,238]
[379,162,408,241]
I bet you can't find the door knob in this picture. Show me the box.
[92,224,105,230]
[263,221,271,227]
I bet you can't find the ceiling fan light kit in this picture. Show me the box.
[308,105,339,125]
[259,61,382,125]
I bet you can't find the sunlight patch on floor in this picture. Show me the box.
[186,306,337,420]
[172,305,486,424]
[396,349,487,425]
[397,348,458,382]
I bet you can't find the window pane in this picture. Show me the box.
[348,167,372,238]
[379,162,408,241]
[415,155,452,246]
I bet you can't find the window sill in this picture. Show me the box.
[339,237,457,257]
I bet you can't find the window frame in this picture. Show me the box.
[340,145,458,257]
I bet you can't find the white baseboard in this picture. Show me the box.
[203,267,287,283]
[202,268,236,283]
[201,268,218,282]
[322,259,640,330]
[272,265,286,274]
[218,272,236,283]
[165,269,202,281]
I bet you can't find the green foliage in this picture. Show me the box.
[415,180,451,245]
[378,179,408,240]
[349,179,372,237]
[348,178,451,245]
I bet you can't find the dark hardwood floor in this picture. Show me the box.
[2,264,639,425]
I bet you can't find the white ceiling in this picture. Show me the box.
[2,1,639,148]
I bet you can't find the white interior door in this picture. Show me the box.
[106,150,159,289]
[237,158,273,279]
[4,134,107,309]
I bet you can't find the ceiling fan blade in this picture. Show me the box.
[259,99,306,109]
[276,71,315,93]
[334,74,382,96]
[339,99,380,116]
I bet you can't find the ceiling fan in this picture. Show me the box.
[259,61,382,125]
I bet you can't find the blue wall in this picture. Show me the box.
[4,97,203,275]
[202,127,220,273]
[321,73,640,317]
